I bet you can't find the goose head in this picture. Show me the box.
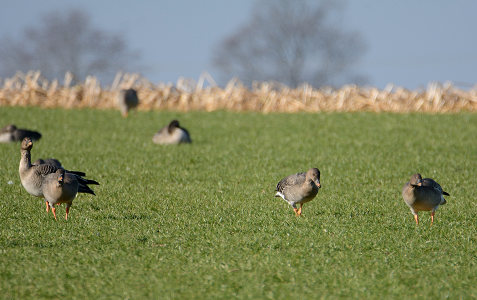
[307,168,321,188]
[410,173,423,187]
[21,137,33,151]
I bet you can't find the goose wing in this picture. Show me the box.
[276,172,306,193]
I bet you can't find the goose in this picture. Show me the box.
[42,169,78,220]
[117,88,139,117]
[402,173,449,225]
[19,137,99,213]
[152,120,191,145]
[275,168,321,216]
[0,124,41,143]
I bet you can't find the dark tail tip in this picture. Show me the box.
[78,186,96,196]
[86,179,100,185]
[67,170,86,177]
[443,191,450,196]
[76,177,100,185]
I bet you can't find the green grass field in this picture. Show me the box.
[1,106,476,299]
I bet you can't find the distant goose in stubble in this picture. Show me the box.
[402,173,449,225]
[275,168,321,216]
[117,88,139,117]
[152,120,191,145]
[0,124,41,143]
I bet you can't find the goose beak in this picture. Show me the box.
[316,181,321,188]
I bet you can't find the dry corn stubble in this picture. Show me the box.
[1,71,476,112]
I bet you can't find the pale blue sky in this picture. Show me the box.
[1,0,476,89]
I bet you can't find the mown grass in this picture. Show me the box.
[0,106,476,299]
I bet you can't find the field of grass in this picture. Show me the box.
[1,106,476,299]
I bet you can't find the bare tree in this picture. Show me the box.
[212,0,367,88]
[0,8,140,82]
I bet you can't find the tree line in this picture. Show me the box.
[0,0,366,88]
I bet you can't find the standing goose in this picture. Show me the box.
[42,169,78,220]
[0,124,41,143]
[117,88,139,117]
[19,137,99,213]
[402,173,449,225]
[152,120,191,145]
[275,168,321,216]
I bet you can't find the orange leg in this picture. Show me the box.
[297,204,303,216]
[65,207,70,220]
[431,211,435,225]
[293,208,299,216]
[51,207,57,220]
[414,214,419,225]
[45,201,49,213]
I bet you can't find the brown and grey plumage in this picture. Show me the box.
[117,88,139,117]
[402,173,449,225]
[34,158,62,168]
[0,124,41,143]
[275,168,321,216]
[42,169,78,220]
[34,158,86,177]
[152,120,191,145]
[19,137,99,213]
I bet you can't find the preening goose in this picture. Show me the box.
[42,169,78,220]
[402,173,449,225]
[152,120,191,145]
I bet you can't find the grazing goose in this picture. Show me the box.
[152,120,191,145]
[34,158,86,177]
[0,124,41,143]
[402,173,449,225]
[117,88,139,117]
[19,137,99,213]
[42,169,78,220]
[275,168,321,216]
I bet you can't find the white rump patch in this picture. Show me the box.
[275,191,286,200]
[440,195,446,205]
[0,133,12,143]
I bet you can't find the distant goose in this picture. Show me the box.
[34,158,86,177]
[42,169,78,220]
[19,137,99,213]
[0,124,41,143]
[117,88,139,117]
[152,120,191,145]
[402,173,449,225]
[275,168,321,216]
